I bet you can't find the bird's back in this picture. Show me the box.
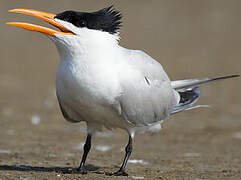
[115,48,179,128]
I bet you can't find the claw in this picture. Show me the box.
[61,167,88,174]
[77,166,88,174]
[114,170,128,176]
[105,170,128,176]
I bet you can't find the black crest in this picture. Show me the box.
[55,6,122,34]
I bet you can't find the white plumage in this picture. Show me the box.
[54,20,179,135]
[8,7,238,175]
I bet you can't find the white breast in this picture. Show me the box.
[56,57,130,130]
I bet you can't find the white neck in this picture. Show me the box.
[52,28,120,62]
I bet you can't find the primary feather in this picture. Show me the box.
[171,75,239,90]
[170,75,239,114]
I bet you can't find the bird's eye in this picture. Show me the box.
[64,17,70,22]
[78,20,87,27]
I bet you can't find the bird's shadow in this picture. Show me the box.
[0,164,101,174]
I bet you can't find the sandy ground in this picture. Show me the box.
[0,1,241,179]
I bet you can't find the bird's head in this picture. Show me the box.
[7,6,122,59]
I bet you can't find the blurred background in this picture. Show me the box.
[0,0,240,179]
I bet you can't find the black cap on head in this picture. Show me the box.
[55,6,122,34]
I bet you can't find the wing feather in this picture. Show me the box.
[116,49,179,126]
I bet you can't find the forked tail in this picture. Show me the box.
[170,75,239,115]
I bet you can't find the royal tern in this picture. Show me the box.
[7,6,239,176]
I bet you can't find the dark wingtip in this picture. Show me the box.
[220,74,240,79]
[232,74,240,78]
[211,74,240,81]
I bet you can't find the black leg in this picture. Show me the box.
[114,135,133,176]
[77,133,92,174]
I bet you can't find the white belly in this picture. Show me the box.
[56,60,129,130]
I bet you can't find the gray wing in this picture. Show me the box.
[116,49,179,126]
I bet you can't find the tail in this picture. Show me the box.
[170,75,239,115]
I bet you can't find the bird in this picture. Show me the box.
[7,6,239,176]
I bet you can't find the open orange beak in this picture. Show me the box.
[7,9,75,36]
